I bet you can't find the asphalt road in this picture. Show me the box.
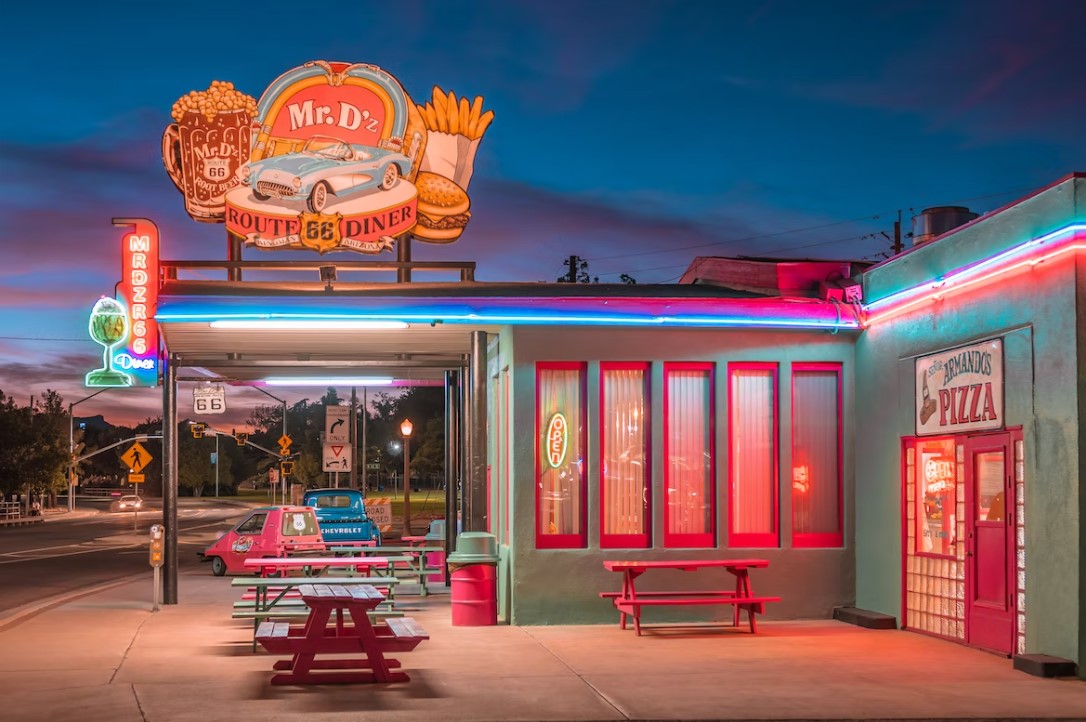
[0,498,251,614]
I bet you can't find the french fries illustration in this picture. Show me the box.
[416,86,494,140]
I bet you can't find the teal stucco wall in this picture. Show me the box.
[855,175,1085,666]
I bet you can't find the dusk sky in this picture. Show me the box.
[2,0,1085,428]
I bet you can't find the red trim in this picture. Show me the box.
[599,363,652,549]
[791,363,843,548]
[727,362,779,549]
[662,362,715,548]
[900,438,910,629]
[910,435,957,560]
[535,362,588,549]
[503,369,511,544]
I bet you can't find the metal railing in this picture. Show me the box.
[160,259,476,284]
[0,501,22,519]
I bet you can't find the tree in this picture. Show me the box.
[558,255,597,283]
[557,255,636,284]
[0,390,72,507]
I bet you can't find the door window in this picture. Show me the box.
[975,451,1005,522]
[235,512,268,535]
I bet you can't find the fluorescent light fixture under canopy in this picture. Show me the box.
[210,320,408,330]
[262,377,395,387]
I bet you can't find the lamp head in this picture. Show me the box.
[400,418,413,437]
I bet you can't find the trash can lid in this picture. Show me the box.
[447,531,498,564]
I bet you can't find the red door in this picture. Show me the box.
[964,433,1015,655]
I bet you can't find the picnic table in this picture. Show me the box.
[243,555,403,578]
[231,576,401,650]
[327,545,444,595]
[255,583,428,685]
[601,559,780,635]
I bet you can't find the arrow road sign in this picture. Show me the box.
[325,406,349,443]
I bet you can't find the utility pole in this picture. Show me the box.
[892,210,904,255]
[565,255,578,283]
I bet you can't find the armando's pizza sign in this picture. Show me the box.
[915,338,1003,436]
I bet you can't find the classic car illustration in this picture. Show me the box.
[238,135,412,212]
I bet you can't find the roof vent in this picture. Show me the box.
[912,206,978,246]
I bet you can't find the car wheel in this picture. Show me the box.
[210,557,226,576]
[308,182,331,212]
[253,188,270,201]
[379,164,400,190]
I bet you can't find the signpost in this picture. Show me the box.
[193,385,226,414]
[322,444,352,472]
[365,497,393,535]
[325,406,349,443]
[121,441,152,474]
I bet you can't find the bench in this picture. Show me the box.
[255,616,428,657]
[602,559,780,635]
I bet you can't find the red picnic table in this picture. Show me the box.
[256,583,428,685]
[601,559,780,635]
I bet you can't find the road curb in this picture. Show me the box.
[0,573,147,632]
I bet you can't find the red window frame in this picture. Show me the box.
[904,435,958,560]
[727,362,779,548]
[535,361,588,549]
[663,362,716,548]
[599,362,651,549]
[791,362,843,548]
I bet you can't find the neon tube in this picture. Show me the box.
[262,377,395,386]
[210,320,408,330]
[865,224,1086,325]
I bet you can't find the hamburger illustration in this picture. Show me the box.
[413,171,471,242]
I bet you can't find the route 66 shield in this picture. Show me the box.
[299,211,343,254]
[202,156,231,182]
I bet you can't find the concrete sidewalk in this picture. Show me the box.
[1,571,1085,722]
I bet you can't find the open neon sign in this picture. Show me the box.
[546,412,568,468]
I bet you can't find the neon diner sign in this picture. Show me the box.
[114,218,160,387]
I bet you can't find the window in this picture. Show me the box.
[914,437,957,556]
[236,512,268,535]
[664,363,714,547]
[792,363,843,547]
[536,362,587,548]
[728,363,778,548]
[281,510,319,537]
[600,363,651,548]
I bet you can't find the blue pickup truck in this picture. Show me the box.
[301,488,381,545]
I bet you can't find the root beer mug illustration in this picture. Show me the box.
[162,81,257,222]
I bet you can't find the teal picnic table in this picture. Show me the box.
[327,545,443,596]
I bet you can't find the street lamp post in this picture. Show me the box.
[68,388,109,512]
[400,418,413,537]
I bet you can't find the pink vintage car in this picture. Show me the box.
[200,505,323,575]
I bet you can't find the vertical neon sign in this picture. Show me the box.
[113,217,160,387]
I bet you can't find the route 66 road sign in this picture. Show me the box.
[194,385,226,414]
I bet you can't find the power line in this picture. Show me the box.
[583,184,1038,271]
[0,336,89,342]
[583,213,882,263]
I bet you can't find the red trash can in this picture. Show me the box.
[447,532,498,626]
